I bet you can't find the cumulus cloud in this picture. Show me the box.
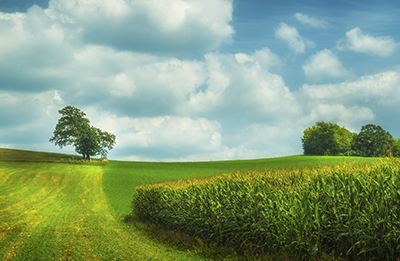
[47,0,234,53]
[294,13,329,29]
[301,71,400,104]
[0,90,65,150]
[304,104,374,127]
[2,0,400,161]
[0,7,75,92]
[88,113,223,158]
[299,70,400,131]
[337,27,398,56]
[275,22,315,54]
[302,49,349,81]
[187,49,298,119]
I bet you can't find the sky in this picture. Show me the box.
[0,0,400,161]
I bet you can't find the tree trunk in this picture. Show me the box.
[87,154,90,161]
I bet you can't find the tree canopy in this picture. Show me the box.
[301,121,354,156]
[352,124,394,157]
[50,106,116,160]
[302,122,395,157]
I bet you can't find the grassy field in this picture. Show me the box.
[0,148,378,260]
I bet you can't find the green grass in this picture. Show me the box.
[0,148,379,260]
[0,148,84,163]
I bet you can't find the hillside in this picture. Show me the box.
[0,148,378,260]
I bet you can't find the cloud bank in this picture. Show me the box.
[47,0,234,53]
[1,0,400,161]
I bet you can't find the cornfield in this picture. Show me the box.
[133,158,400,260]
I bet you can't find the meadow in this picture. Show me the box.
[0,148,382,260]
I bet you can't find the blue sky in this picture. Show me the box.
[1,0,399,161]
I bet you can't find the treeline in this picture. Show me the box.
[301,121,400,156]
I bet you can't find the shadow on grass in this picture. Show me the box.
[121,213,314,261]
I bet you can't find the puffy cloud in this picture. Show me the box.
[302,49,349,81]
[3,0,400,161]
[0,7,75,92]
[304,104,374,127]
[294,13,329,29]
[301,71,400,104]
[0,90,65,149]
[88,113,223,157]
[275,22,315,54]
[110,73,137,97]
[300,70,400,131]
[186,49,298,119]
[337,27,398,56]
[47,0,234,53]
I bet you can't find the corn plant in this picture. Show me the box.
[133,158,400,260]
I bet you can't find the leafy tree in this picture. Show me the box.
[94,127,116,158]
[352,124,394,157]
[392,138,400,157]
[50,106,116,160]
[301,121,354,156]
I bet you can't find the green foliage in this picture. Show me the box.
[301,121,354,156]
[352,124,394,157]
[302,122,396,157]
[49,106,116,160]
[392,138,400,157]
[134,158,400,260]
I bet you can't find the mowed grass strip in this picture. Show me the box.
[0,161,206,260]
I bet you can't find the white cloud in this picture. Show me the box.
[304,104,374,127]
[302,49,349,81]
[337,27,398,56]
[299,71,400,131]
[2,1,400,161]
[275,22,315,54]
[187,50,298,118]
[47,0,234,53]
[294,13,329,29]
[110,73,137,97]
[89,113,222,152]
[275,23,315,53]
[0,90,65,148]
[275,23,305,53]
[301,71,400,104]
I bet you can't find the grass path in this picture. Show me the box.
[0,162,206,260]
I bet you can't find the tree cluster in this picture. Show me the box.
[301,121,400,157]
[50,106,116,160]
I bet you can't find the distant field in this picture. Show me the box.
[0,148,378,260]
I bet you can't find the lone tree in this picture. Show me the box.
[50,106,116,160]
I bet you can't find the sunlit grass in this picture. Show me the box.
[0,150,208,260]
[0,148,383,260]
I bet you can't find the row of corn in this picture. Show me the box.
[133,158,400,260]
